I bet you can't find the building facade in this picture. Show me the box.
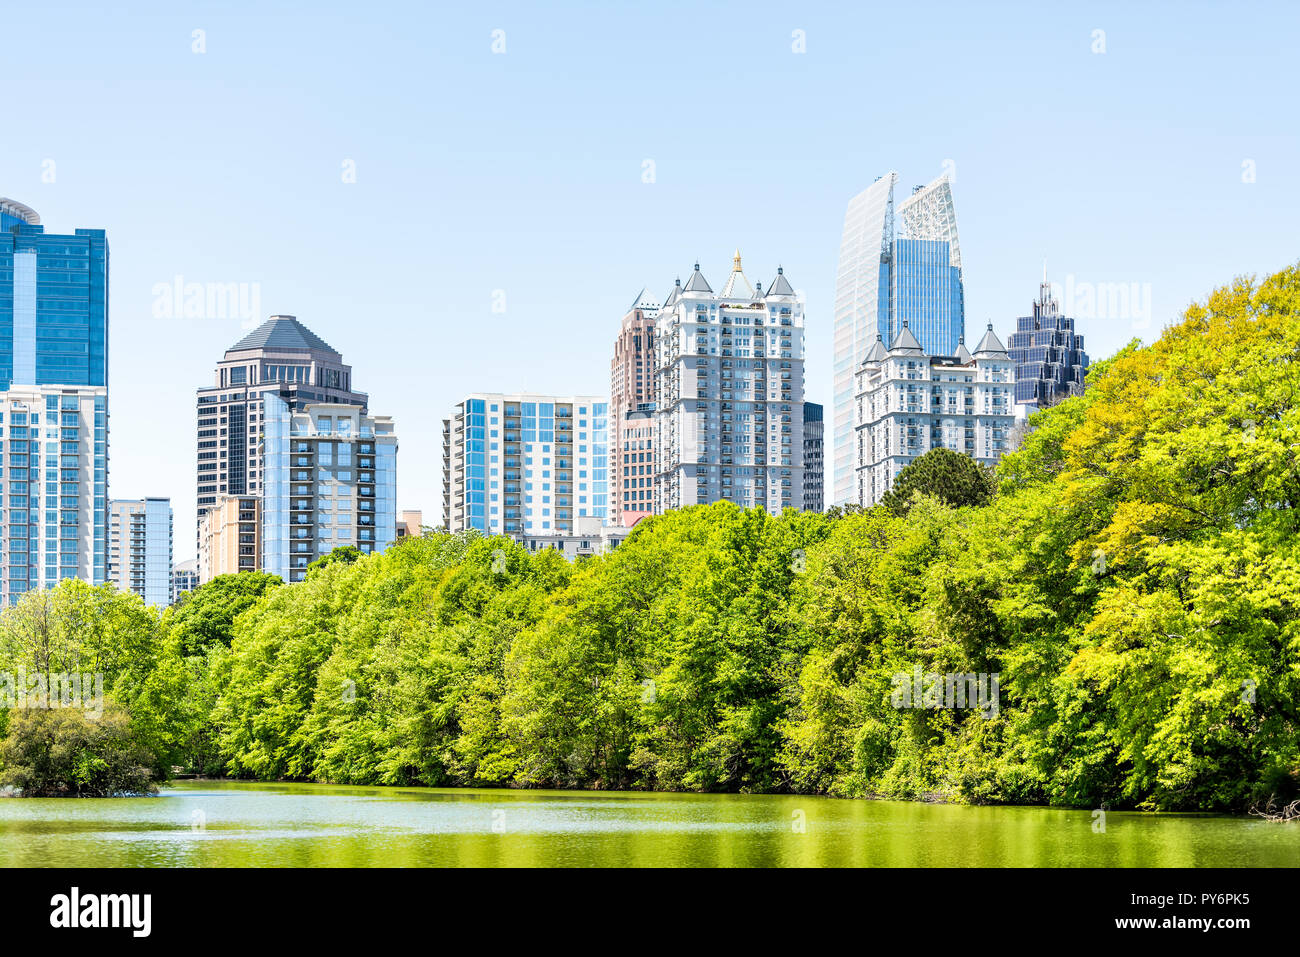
[172,559,198,604]
[802,402,824,513]
[654,254,805,515]
[396,510,423,540]
[832,172,964,505]
[854,323,1013,507]
[0,198,108,391]
[442,393,608,537]
[617,404,655,526]
[0,200,110,603]
[609,289,658,527]
[198,494,260,583]
[521,515,631,560]
[108,497,173,607]
[196,316,366,539]
[1009,280,1090,416]
[0,385,108,604]
[261,399,397,583]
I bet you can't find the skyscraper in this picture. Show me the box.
[802,402,824,513]
[0,198,108,390]
[196,316,366,537]
[442,393,608,537]
[832,172,965,505]
[108,497,173,607]
[0,198,109,601]
[261,399,398,583]
[654,253,805,515]
[854,323,1013,507]
[1008,280,1091,415]
[610,289,658,527]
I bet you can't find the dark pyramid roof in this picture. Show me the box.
[227,316,339,355]
[972,323,1008,356]
[766,266,795,297]
[888,322,924,353]
[682,262,713,293]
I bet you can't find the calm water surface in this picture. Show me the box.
[0,781,1295,867]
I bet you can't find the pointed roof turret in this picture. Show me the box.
[682,262,712,293]
[972,322,1008,357]
[663,277,682,308]
[720,249,754,299]
[628,287,660,314]
[888,321,925,354]
[953,335,972,363]
[766,265,795,297]
[864,333,889,363]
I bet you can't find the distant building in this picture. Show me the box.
[520,515,632,560]
[198,495,260,582]
[0,199,110,601]
[618,404,656,526]
[832,172,964,506]
[261,399,397,583]
[0,385,108,603]
[396,510,423,539]
[854,322,1014,507]
[108,498,173,607]
[653,253,806,515]
[610,289,658,527]
[1008,280,1091,417]
[0,198,108,390]
[442,393,608,537]
[802,402,824,512]
[196,316,367,544]
[172,559,199,604]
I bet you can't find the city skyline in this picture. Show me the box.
[4,2,1298,560]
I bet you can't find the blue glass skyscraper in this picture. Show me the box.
[0,198,109,601]
[0,197,108,390]
[833,172,965,505]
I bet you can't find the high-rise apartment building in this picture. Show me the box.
[832,172,964,505]
[802,402,824,513]
[654,253,805,515]
[609,289,658,527]
[0,200,110,603]
[196,316,366,537]
[108,497,173,607]
[172,559,198,604]
[198,494,260,582]
[1009,280,1090,416]
[261,399,397,583]
[442,394,608,537]
[854,323,1014,507]
[0,385,108,604]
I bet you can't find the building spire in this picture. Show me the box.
[732,249,742,272]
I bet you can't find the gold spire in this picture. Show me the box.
[732,249,742,272]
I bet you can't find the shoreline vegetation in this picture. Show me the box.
[1,266,1297,813]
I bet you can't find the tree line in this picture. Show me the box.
[1,265,1297,809]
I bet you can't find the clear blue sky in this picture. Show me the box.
[5,0,1297,559]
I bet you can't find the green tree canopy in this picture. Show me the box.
[880,446,995,515]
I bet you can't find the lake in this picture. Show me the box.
[0,780,1295,867]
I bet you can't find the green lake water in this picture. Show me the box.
[0,780,1295,867]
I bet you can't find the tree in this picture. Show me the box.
[0,703,158,797]
[880,447,994,515]
[166,572,282,657]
